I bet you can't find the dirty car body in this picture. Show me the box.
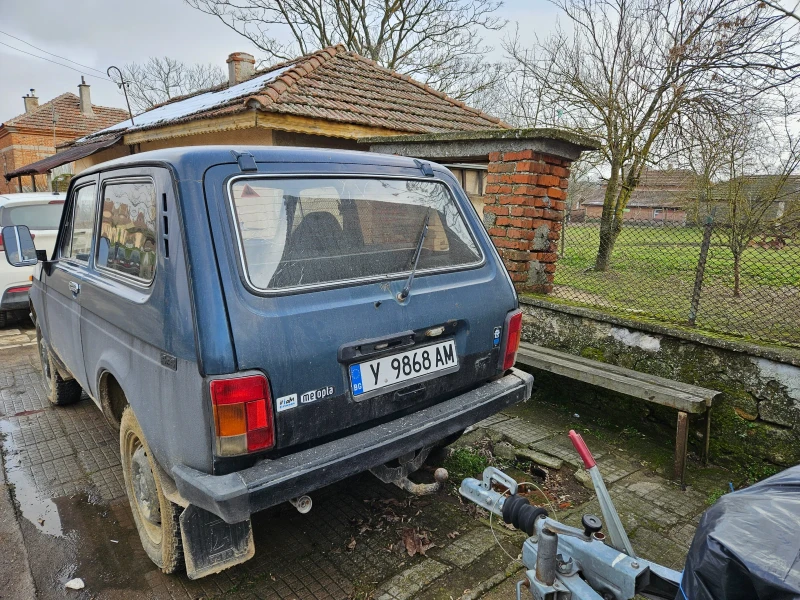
[7,146,532,577]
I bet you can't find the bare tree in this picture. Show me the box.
[761,0,800,22]
[184,0,505,102]
[505,0,800,271]
[686,99,800,297]
[119,57,227,113]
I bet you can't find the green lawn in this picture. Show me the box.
[549,223,800,347]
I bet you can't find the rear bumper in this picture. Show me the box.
[1,285,31,311]
[172,368,534,523]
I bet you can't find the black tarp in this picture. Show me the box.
[680,465,800,600]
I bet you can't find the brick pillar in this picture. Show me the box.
[483,150,571,293]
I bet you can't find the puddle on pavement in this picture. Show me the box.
[52,493,153,597]
[0,418,65,537]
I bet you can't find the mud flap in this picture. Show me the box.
[180,504,255,579]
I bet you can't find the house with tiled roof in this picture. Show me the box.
[1,81,129,193]
[8,45,507,203]
[580,168,698,224]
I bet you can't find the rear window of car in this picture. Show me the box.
[0,202,64,230]
[230,177,482,291]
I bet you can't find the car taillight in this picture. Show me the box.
[0,232,3,252]
[500,309,523,371]
[6,285,31,294]
[210,374,274,456]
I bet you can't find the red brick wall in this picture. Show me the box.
[482,150,571,293]
[0,129,77,194]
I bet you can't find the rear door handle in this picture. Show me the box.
[69,281,80,295]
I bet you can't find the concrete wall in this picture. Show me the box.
[520,297,800,470]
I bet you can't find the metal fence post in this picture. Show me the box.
[560,212,568,258]
[688,217,714,326]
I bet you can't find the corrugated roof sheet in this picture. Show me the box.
[4,136,122,180]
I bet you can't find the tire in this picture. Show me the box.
[37,329,82,406]
[120,407,184,574]
[0,311,7,328]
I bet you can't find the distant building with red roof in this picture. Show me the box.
[0,81,129,193]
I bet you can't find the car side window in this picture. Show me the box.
[96,180,157,283]
[60,184,97,262]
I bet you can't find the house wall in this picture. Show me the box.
[74,127,367,175]
[74,144,132,174]
[520,297,800,470]
[138,127,274,152]
[584,205,686,223]
[0,128,79,193]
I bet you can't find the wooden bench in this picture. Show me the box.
[516,343,720,487]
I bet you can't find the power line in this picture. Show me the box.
[0,29,110,77]
[0,40,114,83]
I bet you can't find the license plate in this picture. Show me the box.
[349,339,458,397]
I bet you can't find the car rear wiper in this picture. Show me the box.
[397,209,431,302]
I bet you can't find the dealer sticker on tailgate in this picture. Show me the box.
[350,339,458,397]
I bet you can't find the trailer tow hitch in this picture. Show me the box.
[458,433,682,600]
[370,446,449,496]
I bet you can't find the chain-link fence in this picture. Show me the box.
[550,216,800,348]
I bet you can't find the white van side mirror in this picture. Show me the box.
[2,225,38,266]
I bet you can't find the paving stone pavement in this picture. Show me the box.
[0,320,730,600]
[0,313,36,350]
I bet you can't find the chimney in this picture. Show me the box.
[23,89,39,114]
[226,52,255,85]
[78,77,94,117]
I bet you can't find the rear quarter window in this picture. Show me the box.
[230,176,482,292]
[96,180,157,283]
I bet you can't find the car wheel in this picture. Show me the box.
[120,407,184,574]
[37,330,82,406]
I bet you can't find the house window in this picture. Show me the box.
[445,165,486,196]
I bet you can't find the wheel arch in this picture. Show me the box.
[97,369,130,430]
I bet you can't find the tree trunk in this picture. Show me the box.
[733,252,741,297]
[594,221,617,271]
[594,168,621,272]
[594,176,631,272]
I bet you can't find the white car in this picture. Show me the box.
[0,192,64,327]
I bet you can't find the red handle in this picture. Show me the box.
[569,430,596,469]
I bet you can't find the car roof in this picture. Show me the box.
[0,192,65,207]
[76,145,434,179]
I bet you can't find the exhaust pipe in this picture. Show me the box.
[289,495,312,514]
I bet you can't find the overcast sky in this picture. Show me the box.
[0,0,560,123]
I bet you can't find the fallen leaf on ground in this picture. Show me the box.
[347,537,357,551]
[401,528,435,557]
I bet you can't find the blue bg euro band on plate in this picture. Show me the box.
[350,364,364,396]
